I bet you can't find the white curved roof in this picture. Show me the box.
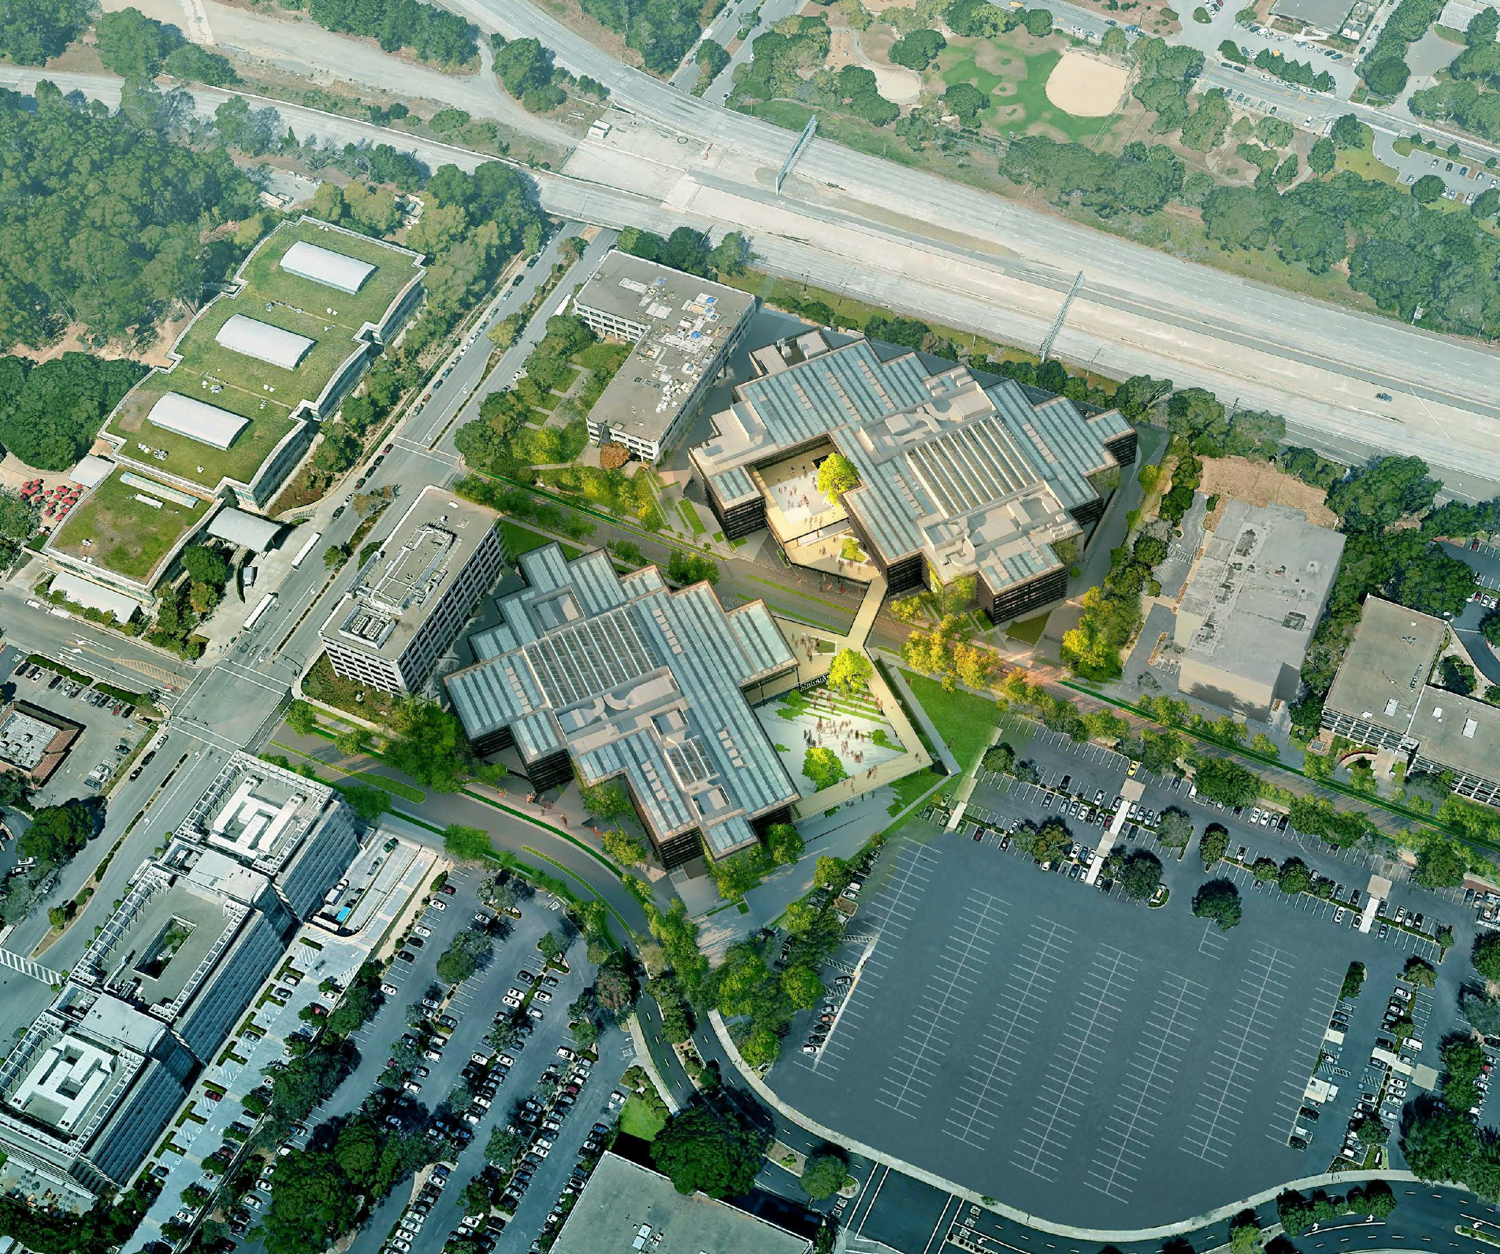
[207,508,281,552]
[146,393,249,450]
[281,241,376,295]
[51,571,143,622]
[215,315,314,371]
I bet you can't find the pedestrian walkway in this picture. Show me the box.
[847,575,888,650]
[0,947,61,985]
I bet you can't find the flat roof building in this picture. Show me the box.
[319,486,505,695]
[0,986,195,1203]
[573,251,757,463]
[446,544,798,869]
[71,840,293,1064]
[1321,597,1446,751]
[1173,501,1345,717]
[551,1153,811,1254]
[693,334,1136,625]
[1321,595,1500,805]
[175,750,361,920]
[0,701,83,784]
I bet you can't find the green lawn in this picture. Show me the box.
[677,499,707,535]
[501,521,581,560]
[48,470,207,582]
[619,1094,666,1141]
[886,766,944,815]
[1006,613,1051,645]
[104,220,420,492]
[901,669,1003,772]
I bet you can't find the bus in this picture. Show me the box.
[290,531,322,569]
[244,592,276,631]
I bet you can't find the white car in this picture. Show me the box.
[502,995,522,1009]
[380,983,399,997]
[390,1242,411,1254]
[413,926,432,939]
[429,900,446,912]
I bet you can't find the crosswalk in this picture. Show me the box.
[0,947,62,985]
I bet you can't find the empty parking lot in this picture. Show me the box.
[770,818,1432,1227]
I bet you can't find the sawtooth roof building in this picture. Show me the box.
[1321,595,1500,806]
[319,486,505,695]
[691,333,1136,624]
[445,543,799,869]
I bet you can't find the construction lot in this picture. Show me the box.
[769,740,1470,1226]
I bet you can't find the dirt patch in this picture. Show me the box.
[828,25,922,103]
[10,311,188,369]
[1199,456,1337,530]
[1043,50,1128,116]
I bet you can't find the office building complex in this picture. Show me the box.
[552,1153,811,1254]
[319,486,504,695]
[1321,596,1500,804]
[692,333,1136,624]
[445,544,799,869]
[573,251,756,462]
[175,750,361,921]
[0,987,196,1202]
[1173,501,1345,717]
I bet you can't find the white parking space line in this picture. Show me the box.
[1270,969,1343,1145]
[1198,921,1228,960]
[944,916,1074,1149]
[1182,941,1293,1165]
[876,889,1008,1118]
[1012,944,1140,1182]
[1087,971,1207,1202]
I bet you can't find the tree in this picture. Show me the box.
[1199,823,1229,870]
[342,785,391,824]
[1277,858,1312,895]
[442,824,492,862]
[814,855,853,892]
[1363,57,1410,97]
[1308,137,1336,175]
[385,699,476,791]
[1024,6,1052,34]
[19,799,98,866]
[783,964,824,1010]
[1461,987,1500,1035]
[285,700,318,736]
[827,648,873,696]
[889,28,946,70]
[181,545,230,588]
[1118,850,1163,901]
[1020,817,1071,865]
[767,822,803,866]
[1415,839,1467,888]
[1192,757,1261,807]
[1341,961,1366,999]
[1474,931,1500,981]
[1412,173,1446,203]
[435,926,492,983]
[1403,956,1438,987]
[1156,806,1193,850]
[944,82,990,126]
[1192,879,1242,931]
[651,1103,769,1197]
[1439,655,1477,695]
[802,746,847,791]
[602,826,647,867]
[595,952,637,1014]
[1331,113,1366,148]
[800,1148,849,1199]
[816,453,859,504]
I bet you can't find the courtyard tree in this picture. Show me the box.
[827,648,873,696]
[802,746,847,791]
[1474,931,1500,981]
[816,453,859,505]
[1193,879,1243,931]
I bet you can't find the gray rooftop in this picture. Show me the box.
[320,486,499,663]
[550,1153,810,1254]
[177,750,338,874]
[1323,596,1446,738]
[573,251,756,444]
[1175,500,1345,688]
[1412,686,1500,779]
[445,545,797,856]
[692,337,1131,591]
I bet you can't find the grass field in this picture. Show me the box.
[49,470,207,582]
[1006,612,1051,645]
[619,1094,666,1140]
[934,34,1116,145]
[104,220,420,492]
[901,668,1003,772]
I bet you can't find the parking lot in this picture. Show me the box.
[3,649,153,805]
[769,727,1470,1226]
